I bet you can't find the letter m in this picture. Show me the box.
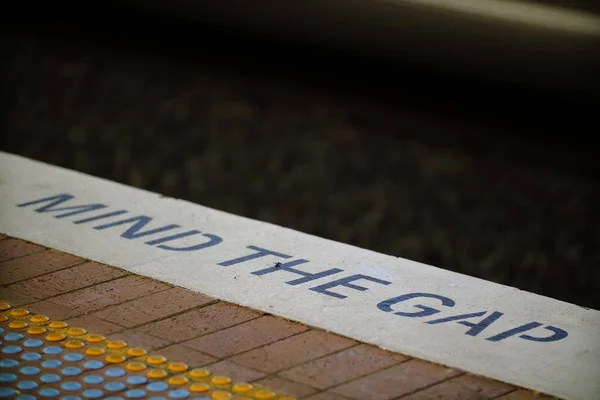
[17,194,107,218]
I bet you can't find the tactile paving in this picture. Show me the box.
[0,301,295,400]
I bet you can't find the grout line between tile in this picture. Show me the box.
[392,372,466,400]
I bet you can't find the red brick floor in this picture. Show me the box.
[0,236,556,399]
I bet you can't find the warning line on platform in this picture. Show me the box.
[0,151,598,400]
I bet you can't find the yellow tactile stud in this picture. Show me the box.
[190,383,211,393]
[211,376,232,386]
[190,368,211,379]
[8,320,28,329]
[67,327,87,336]
[0,315,8,322]
[168,376,189,385]
[168,362,189,373]
[107,340,127,349]
[10,308,29,317]
[146,355,167,365]
[86,347,106,356]
[27,326,47,335]
[29,314,50,323]
[126,362,147,372]
[46,332,66,341]
[254,390,276,399]
[86,334,106,343]
[49,321,68,329]
[0,300,11,310]
[64,339,85,349]
[147,369,168,379]
[126,347,147,357]
[278,396,296,400]
[232,383,253,393]
[211,391,233,400]
[106,353,126,364]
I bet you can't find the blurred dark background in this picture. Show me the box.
[1,3,599,308]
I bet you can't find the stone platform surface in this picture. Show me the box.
[0,235,552,400]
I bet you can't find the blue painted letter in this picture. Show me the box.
[94,216,179,239]
[377,292,455,317]
[487,322,568,343]
[217,246,291,267]
[17,194,107,218]
[426,311,503,336]
[146,230,223,251]
[310,274,391,299]
[252,259,343,285]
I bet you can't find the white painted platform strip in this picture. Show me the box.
[1,151,598,400]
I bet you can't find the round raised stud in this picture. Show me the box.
[8,320,28,329]
[146,355,167,365]
[126,347,147,357]
[86,347,106,356]
[29,315,50,323]
[64,340,85,349]
[211,376,232,386]
[254,389,276,399]
[107,340,127,350]
[147,381,169,392]
[169,389,191,399]
[105,354,126,364]
[210,391,233,400]
[167,362,188,373]
[27,326,47,335]
[48,321,68,329]
[232,383,253,393]
[0,301,11,310]
[66,327,87,336]
[126,362,146,372]
[38,388,60,397]
[167,376,189,385]
[84,360,105,370]
[2,345,22,354]
[190,383,211,392]
[45,332,66,342]
[105,368,126,377]
[86,334,106,343]
[10,308,29,317]
[189,368,210,379]
[146,369,168,379]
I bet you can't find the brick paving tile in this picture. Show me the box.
[109,328,173,350]
[183,315,309,358]
[50,275,169,312]
[0,249,83,284]
[64,314,123,335]
[0,285,36,305]
[304,391,353,400]
[253,375,319,398]
[25,299,87,320]
[7,261,127,299]
[280,343,408,390]
[332,359,461,400]
[0,237,556,400]
[231,330,357,374]
[495,390,556,399]
[399,374,515,399]
[0,237,45,262]
[155,343,217,366]
[138,302,261,342]
[93,286,215,328]
[206,359,267,382]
